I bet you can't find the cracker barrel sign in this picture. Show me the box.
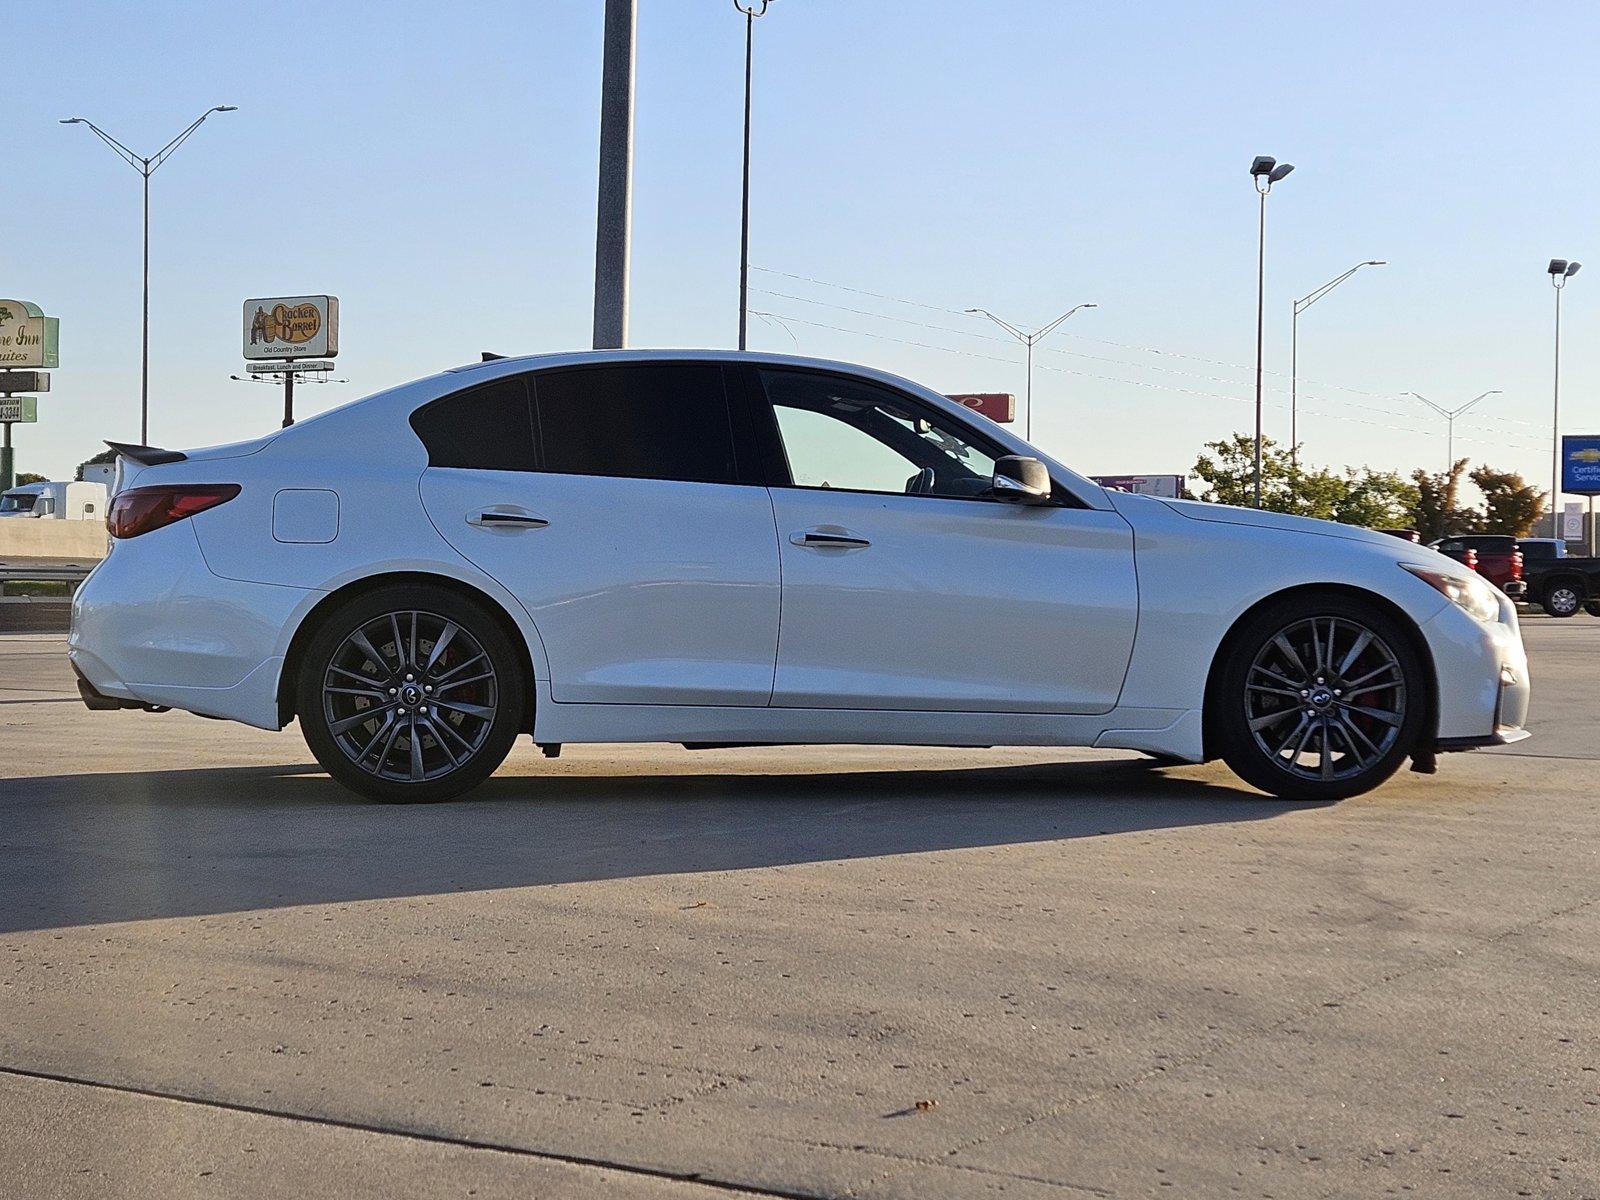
[242,295,339,360]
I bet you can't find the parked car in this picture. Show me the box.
[1518,542,1600,617]
[71,351,1530,803]
[1429,534,1524,596]
[0,480,108,520]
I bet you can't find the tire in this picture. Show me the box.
[1212,593,1427,802]
[296,584,526,802]
[1586,601,1600,618]
[1541,580,1584,618]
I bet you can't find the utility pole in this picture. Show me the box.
[592,0,636,350]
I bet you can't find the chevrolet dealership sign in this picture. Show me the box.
[0,300,60,369]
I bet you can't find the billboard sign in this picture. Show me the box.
[1560,434,1600,496]
[0,396,39,424]
[243,295,340,359]
[1091,474,1185,499]
[0,300,60,369]
[946,393,1016,423]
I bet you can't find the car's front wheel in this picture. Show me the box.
[297,584,526,802]
[1213,594,1427,801]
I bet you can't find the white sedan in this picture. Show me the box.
[71,351,1529,802]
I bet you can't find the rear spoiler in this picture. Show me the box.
[105,441,187,467]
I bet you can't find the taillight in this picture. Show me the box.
[107,484,241,539]
[1510,551,1524,580]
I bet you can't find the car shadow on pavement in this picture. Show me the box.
[0,757,1316,933]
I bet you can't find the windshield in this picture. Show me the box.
[0,492,38,514]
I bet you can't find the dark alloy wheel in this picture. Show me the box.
[1215,595,1427,801]
[297,585,525,802]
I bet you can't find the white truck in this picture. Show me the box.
[0,481,110,520]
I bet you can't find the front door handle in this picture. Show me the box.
[468,508,549,529]
[790,528,870,549]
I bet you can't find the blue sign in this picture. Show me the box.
[1562,435,1600,496]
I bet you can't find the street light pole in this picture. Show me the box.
[1408,390,1501,473]
[1248,155,1294,507]
[1290,260,1384,466]
[61,107,237,445]
[965,304,1097,443]
[1547,259,1581,533]
[735,0,776,351]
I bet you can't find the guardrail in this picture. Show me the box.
[0,562,96,584]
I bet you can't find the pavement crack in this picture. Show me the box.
[0,1063,840,1200]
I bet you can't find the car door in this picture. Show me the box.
[753,367,1138,714]
[416,363,781,707]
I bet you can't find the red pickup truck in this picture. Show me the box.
[1429,534,1524,596]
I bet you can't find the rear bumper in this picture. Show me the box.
[1500,580,1526,598]
[69,522,311,729]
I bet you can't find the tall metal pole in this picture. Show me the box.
[966,304,1096,445]
[61,107,235,444]
[0,419,12,494]
[738,8,754,350]
[592,0,636,350]
[734,1,774,351]
[1289,307,1298,469]
[1551,281,1562,528]
[283,372,295,429]
[142,168,151,444]
[1253,188,1266,508]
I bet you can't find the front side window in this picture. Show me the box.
[534,364,738,485]
[760,369,997,500]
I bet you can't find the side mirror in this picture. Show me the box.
[992,455,1052,504]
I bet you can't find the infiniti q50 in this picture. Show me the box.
[71,351,1530,802]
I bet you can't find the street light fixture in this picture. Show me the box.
[1249,154,1294,507]
[1548,258,1581,531]
[965,304,1098,442]
[1290,260,1385,466]
[735,0,778,351]
[61,106,237,444]
[1408,390,1501,473]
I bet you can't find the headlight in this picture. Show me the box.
[1400,563,1502,623]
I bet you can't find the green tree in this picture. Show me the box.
[14,472,47,487]
[1191,434,1418,527]
[1469,466,1545,536]
[1407,459,1472,541]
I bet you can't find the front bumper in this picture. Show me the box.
[1420,594,1530,745]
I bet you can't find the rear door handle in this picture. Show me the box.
[790,528,870,549]
[468,508,549,529]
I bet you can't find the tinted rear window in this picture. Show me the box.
[410,376,537,471]
[534,364,737,484]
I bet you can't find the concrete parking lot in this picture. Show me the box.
[2,620,1596,1199]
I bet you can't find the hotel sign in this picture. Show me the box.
[0,300,60,369]
[243,295,340,360]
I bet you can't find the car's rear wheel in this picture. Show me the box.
[1213,594,1427,801]
[297,585,525,802]
[1542,580,1584,617]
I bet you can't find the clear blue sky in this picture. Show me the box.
[10,1,1596,501]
